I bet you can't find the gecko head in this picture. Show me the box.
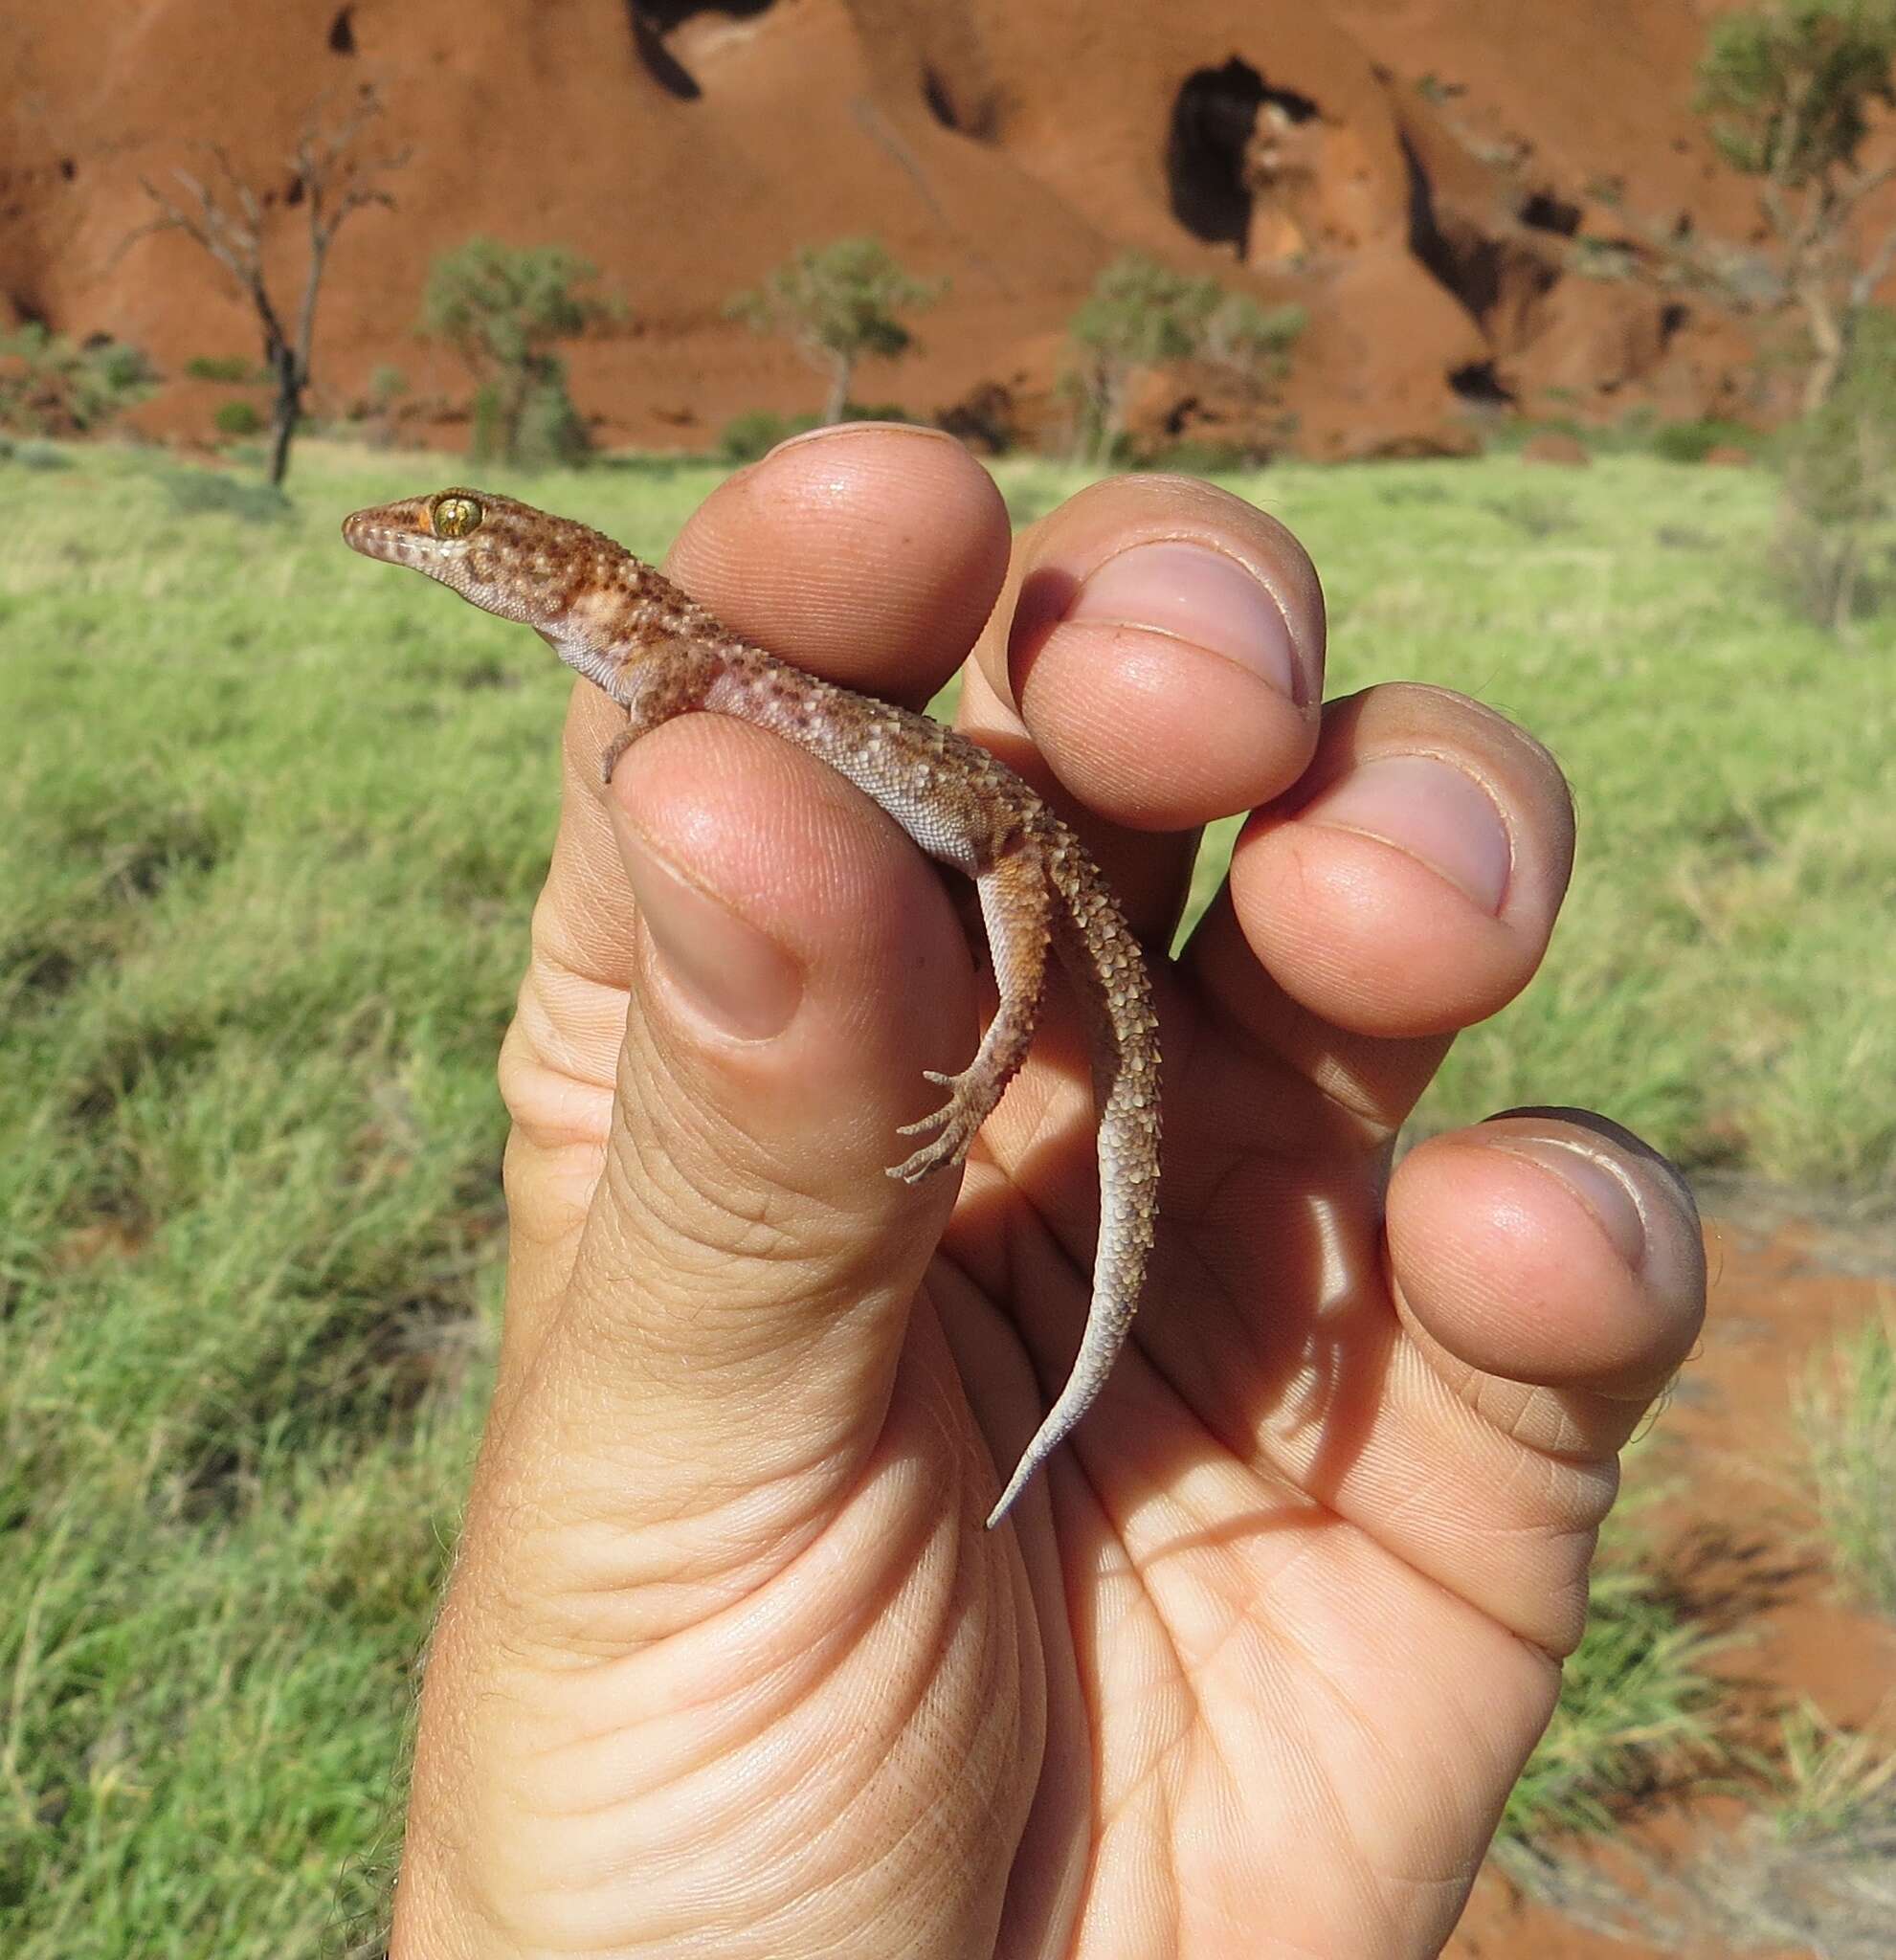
[341,487,621,634]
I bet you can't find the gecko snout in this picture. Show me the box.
[340,504,409,564]
[342,501,449,572]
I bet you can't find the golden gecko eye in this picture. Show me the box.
[431,494,482,540]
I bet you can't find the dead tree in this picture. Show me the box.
[130,88,407,485]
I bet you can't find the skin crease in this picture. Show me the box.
[377,428,1707,1959]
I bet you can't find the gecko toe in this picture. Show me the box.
[887,1132,972,1182]
[888,1062,1002,1177]
[889,1090,983,1177]
[894,1068,972,1138]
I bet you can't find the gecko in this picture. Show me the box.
[342,487,1160,1527]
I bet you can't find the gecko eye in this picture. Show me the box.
[431,494,482,540]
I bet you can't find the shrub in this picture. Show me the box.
[419,239,618,466]
[719,408,821,462]
[1572,235,1639,281]
[511,357,591,468]
[1067,255,1223,463]
[213,400,262,438]
[1695,0,1896,412]
[1063,256,1304,464]
[842,401,919,428]
[1650,417,1755,464]
[469,384,503,465]
[727,239,944,425]
[470,360,591,469]
[0,437,71,470]
[935,381,1018,455]
[353,366,410,450]
[1142,438,1259,476]
[185,355,259,384]
[0,326,156,437]
[1773,304,1896,629]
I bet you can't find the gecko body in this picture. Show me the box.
[343,487,1160,1526]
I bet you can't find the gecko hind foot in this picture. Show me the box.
[886,1069,991,1184]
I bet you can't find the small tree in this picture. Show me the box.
[1202,294,1307,456]
[0,325,156,439]
[726,238,944,425]
[129,86,406,485]
[1695,0,1896,410]
[1776,303,1896,628]
[1068,256,1220,465]
[358,364,408,450]
[418,240,616,466]
[1066,255,1303,465]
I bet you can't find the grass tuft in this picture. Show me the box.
[1796,1302,1896,1616]
[1501,1501,1729,1844]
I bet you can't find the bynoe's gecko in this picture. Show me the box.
[343,486,1160,1526]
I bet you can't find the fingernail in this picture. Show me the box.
[1493,1137,1650,1272]
[769,420,964,457]
[619,829,803,1040]
[1066,542,1301,700]
[1303,755,1512,913]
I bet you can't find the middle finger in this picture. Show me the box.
[1185,682,1577,1141]
[956,472,1327,940]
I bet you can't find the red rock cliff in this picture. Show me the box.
[3,0,1883,452]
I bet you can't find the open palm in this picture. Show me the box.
[389,429,1705,1960]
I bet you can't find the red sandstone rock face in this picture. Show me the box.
[1,0,1885,454]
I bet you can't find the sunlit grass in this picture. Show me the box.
[1796,1301,1896,1618]
[1500,1495,1728,1845]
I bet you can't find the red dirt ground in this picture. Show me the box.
[1451,1186,1896,1959]
[5,0,1892,456]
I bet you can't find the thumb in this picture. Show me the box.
[479,703,981,1613]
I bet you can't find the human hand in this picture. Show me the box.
[390,427,1706,1959]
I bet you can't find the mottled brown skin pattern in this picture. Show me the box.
[343,487,1160,1526]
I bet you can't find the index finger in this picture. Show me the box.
[665,424,1014,703]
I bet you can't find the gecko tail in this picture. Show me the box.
[985,837,1161,1529]
[984,1345,1123,1526]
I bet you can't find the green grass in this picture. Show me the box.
[1203,456,1895,1187]
[1796,1302,1896,1616]
[1653,1703,1896,1954]
[1499,1476,1727,1846]
[1504,1698,1896,1951]
[1766,1700,1896,1843]
[0,440,1886,1950]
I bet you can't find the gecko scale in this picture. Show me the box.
[343,487,1161,1526]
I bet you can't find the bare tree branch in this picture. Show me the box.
[1849,212,1896,308]
[123,83,406,485]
